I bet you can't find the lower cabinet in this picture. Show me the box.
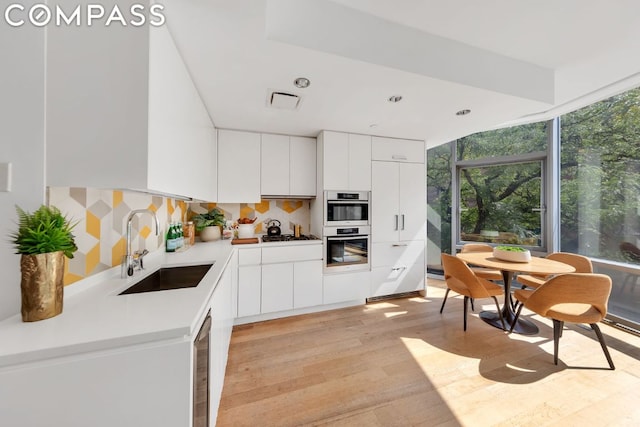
[294,260,323,308]
[237,244,323,319]
[238,265,261,317]
[262,263,294,313]
[237,247,262,317]
[323,270,371,304]
[370,241,426,297]
[209,256,235,422]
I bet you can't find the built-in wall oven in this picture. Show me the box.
[324,226,370,272]
[324,191,370,226]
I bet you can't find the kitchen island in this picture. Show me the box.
[0,239,236,427]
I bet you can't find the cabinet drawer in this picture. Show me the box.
[371,241,425,268]
[323,271,370,304]
[371,137,424,163]
[371,261,425,297]
[238,248,261,265]
[262,244,322,264]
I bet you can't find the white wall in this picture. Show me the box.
[0,20,46,320]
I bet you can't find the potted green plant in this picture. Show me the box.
[10,205,78,322]
[191,208,226,241]
[493,245,531,263]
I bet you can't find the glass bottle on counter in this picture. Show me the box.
[166,223,177,252]
[176,222,184,249]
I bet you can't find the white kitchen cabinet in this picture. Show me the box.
[320,131,371,191]
[371,136,425,163]
[218,129,261,203]
[294,260,323,308]
[261,245,322,313]
[370,241,426,297]
[290,136,317,196]
[372,161,426,243]
[261,263,294,313]
[46,25,216,201]
[0,339,192,427]
[323,270,371,304]
[237,247,262,317]
[261,133,290,195]
[371,146,426,297]
[237,244,323,321]
[208,259,234,423]
[261,134,316,197]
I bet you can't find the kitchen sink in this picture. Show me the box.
[119,263,214,295]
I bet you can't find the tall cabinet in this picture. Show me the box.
[45,24,216,201]
[371,137,426,297]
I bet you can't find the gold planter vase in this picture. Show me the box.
[20,251,65,322]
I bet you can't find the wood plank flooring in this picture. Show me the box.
[217,279,640,426]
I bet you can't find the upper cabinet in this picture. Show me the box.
[217,130,261,203]
[45,25,216,201]
[371,137,425,163]
[319,131,371,191]
[261,134,316,198]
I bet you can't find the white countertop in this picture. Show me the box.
[0,240,236,369]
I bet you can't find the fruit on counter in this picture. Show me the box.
[237,217,257,224]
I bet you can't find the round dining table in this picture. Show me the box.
[456,252,575,334]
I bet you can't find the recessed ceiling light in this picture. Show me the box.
[294,77,310,88]
[456,109,471,116]
[388,95,403,103]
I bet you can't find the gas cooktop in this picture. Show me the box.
[261,234,320,242]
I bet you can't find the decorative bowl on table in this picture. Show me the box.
[493,245,531,263]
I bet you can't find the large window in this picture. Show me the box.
[426,87,640,329]
[426,143,452,273]
[459,161,543,246]
[560,88,640,327]
[560,89,640,261]
[455,122,549,250]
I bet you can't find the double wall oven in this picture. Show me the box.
[324,191,371,273]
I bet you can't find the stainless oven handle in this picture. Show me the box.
[327,235,368,241]
[327,200,368,205]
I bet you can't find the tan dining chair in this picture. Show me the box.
[510,273,614,369]
[440,253,506,331]
[460,243,503,282]
[517,252,592,289]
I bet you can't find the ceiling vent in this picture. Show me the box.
[268,91,301,110]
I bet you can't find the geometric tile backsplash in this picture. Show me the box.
[190,200,311,236]
[47,187,312,286]
[48,187,187,286]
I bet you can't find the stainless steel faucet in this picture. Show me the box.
[121,209,160,278]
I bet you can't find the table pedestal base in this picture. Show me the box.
[480,309,538,335]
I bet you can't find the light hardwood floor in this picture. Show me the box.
[217,279,640,426]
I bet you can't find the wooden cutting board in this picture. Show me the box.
[231,237,260,245]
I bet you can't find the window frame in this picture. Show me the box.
[451,119,556,254]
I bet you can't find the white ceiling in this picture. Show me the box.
[163,0,640,147]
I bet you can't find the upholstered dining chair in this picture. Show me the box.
[440,253,506,331]
[517,252,592,289]
[461,243,503,282]
[510,273,615,369]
